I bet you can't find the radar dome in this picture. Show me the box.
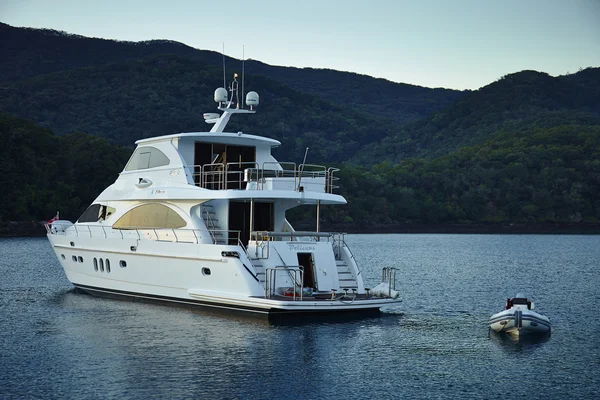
[214,87,228,103]
[203,113,220,120]
[246,91,259,107]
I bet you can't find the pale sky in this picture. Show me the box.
[2,0,599,90]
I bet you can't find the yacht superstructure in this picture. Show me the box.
[46,75,402,316]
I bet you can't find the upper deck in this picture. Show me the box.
[104,130,342,203]
[106,82,343,203]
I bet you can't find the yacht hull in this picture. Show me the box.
[49,234,400,316]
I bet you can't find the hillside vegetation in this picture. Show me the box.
[357,69,600,164]
[0,115,129,222]
[1,23,599,231]
[333,125,600,227]
[0,22,460,127]
[0,55,401,163]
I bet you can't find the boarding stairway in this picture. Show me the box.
[336,260,358,290]
[202,203,227,244]
[250,261,357,291]
[252,262,266,285]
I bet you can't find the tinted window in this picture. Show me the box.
[124,146,170,171]
[78,204,101,222]
[112,203,187,229]
[78,204,116,222]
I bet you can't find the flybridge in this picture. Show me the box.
[204,72,260,133]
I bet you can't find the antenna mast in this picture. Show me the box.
[222,43,226,89]
[242,45,245,110]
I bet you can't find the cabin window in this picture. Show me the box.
[78,204,116,222]
[124,146,170,171]
[112,203,187,229]
[78,204,101,222]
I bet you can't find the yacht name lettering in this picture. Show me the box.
[152,189,166,194]
[288,245,315,251]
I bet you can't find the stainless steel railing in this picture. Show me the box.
[47,224,242,246]
[184,162,339,193]
[265,266,304,300]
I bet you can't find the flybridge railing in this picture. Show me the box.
[184,162,340,193]
[47,224,242,246]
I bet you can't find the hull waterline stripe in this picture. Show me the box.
[74,284,270,314]
[72,284,383,315]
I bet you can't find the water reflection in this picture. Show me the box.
[488,328,551,353]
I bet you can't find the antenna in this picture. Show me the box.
[222,43,226,89]
[242,45,245,110]
[297,147,309,191]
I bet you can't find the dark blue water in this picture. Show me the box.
[1,235,599,399]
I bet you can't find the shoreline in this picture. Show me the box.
[2,221,600,238]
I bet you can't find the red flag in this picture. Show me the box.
[47,214,59,224]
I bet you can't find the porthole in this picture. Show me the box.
[70,242,75,247]
[106,259,111,273]
[72,256,77,262]
[93,258,98,271]
[61,254,66,260]
[78,256,83,263]
[99,258,104,272]
[120,260,127,268]
[202,267,211,276]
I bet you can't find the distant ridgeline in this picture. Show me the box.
[0,22,599,231]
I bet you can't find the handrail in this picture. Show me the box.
[185,160,339,193]
[251,231,333,239]
[200,163,225,190]
[382,267,398,297]
[225,161,259,189]
[265,266,304,300]
[47,225,245,247]
[250,230,333,243]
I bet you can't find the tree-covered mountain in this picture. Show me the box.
[0,22,461,126]
[332,124,600,227]
[0,22,207,82]
[245,61,464,124]
[356,69,600,164]
[1,23,599,232]
[0,54,398,163]
[0,115,130,222]
[3,115,598,231]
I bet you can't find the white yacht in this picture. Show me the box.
[46,75,402,317]
[489,295,551,336]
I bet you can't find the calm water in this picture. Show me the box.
[1,234,599,399]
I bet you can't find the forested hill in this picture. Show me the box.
[334,124,600,228]
[356,68,600,164]
[0,55,398,163]
[0,115,130,223]
[0,22,461,126]
[3,115,599,231]
[244,61,464,124]
[1,23,599,231]
[0,22,207,81]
